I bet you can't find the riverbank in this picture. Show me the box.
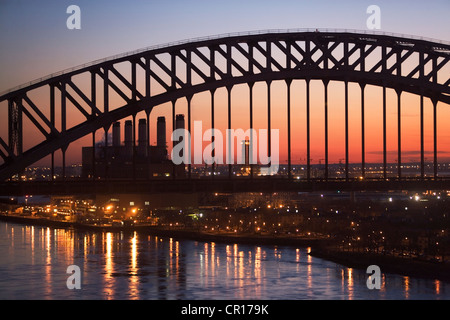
[0,214,329,247]
[310,247,450,283]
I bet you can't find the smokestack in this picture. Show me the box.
[112,122,121,148]
[174,114,185,159]
[241,140,250,165]
[157,117,166,148]
[138,118,147,157]
[125,120,133,159]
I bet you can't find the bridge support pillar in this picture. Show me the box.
[92,130,96,180]
[248,82,254,180]
[433,99,438,179]
[171,101,176,180]
[146,108,151,180]
[383,85,387,180]
[104,125,110,180]
[360,83,366,178]
[396,89,402,180]
[187,95,192,180]
[420,94,424,179]
[306,79,311,182]
[50,84,55,181]
[286,79,292,180]
[211,89,216,179]
[90,71,97,181]
[227,86,234,179]
[323,80,329,181]
[345,80,349,182]
[266,81,271,179]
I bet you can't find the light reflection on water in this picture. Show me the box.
[0,221,448,300]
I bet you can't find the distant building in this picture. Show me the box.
[82,115,185,179]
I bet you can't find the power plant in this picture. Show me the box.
[82,115,185,179]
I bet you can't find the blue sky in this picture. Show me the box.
[1,0,449,92]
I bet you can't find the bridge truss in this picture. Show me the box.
[1,29,450,186]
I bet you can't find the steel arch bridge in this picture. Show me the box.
[1,29,450,189]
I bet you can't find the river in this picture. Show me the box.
[0,221,448,300]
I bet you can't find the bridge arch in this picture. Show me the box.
[1,29,449,181]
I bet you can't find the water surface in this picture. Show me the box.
[0,222,448,300]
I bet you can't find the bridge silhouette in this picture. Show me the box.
[1,29,449,195]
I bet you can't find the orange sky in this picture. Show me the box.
[5,77,447,167]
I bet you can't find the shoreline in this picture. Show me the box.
[2,214,450,283]
[0,214,328,247]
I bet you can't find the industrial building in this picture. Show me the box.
[82,115,186,179]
